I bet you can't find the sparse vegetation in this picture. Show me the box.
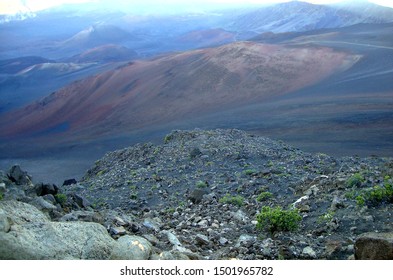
[164,207,176,214]
[356,195,366,207]
[164,134,172,144]
[317,210,335,224]
[355,183,393,207]
[96,170,106,176]
[256,206,302,234]
[55,193,67,206]
[130,191,138,200]
[257,191,273,202]
[196,181,208,188]
[348,175,393,207]
[244,169,257,176]
[346,173,364,188]
[219,194,244,207]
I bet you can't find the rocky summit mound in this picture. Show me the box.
[1,129,393,260]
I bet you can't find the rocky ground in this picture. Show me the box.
[1,129,392,259]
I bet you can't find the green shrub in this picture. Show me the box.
[354,183,393,207]
[368,185,386,202]
[219,194,244,207]
[55,193,67,206]
[256,206,302,233]
[356,195,366,207]
[244,169,257,176]
[257,191,273,202]
[164,134,172,144]
[130,192,138,200]
[196,181,208,188]
[346,173,364,188]
[0,192,3,200]
[385,183,393,201]
[345,190,357,199]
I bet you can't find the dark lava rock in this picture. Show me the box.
[63,179,77,186]
[188,189,208,204]
[73,193,91,209]
[35,183,58,196]
[355,232,393,260]
[7,165,32,185]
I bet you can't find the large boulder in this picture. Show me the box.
[111,235,152,260]
[355,232,393,260]
[0,200,116,260]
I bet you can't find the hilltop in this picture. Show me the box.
[1,129,392,259]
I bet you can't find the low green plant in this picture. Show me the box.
[164,134,172,144]
[345,190,357,199]
[257,191,273,202]
[354,182,393,207]
[55,193,67,206]
[356,195,366,207]
[96,170,106,176]
[0,192,3,200]
[196,181,208,188]
[256,206,302,234]
[165,207,176,214]
[346,173,364,188]
[244,169,257,176]
[219,194,244,207]
[317,210,335,224]
[130,192,138,200]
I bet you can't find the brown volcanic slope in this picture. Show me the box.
[175,28,236,48]
[0,41,359,143]
[68,44,138,63]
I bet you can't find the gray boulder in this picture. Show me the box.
[0,200,116,260]
[0,182,6,194]
[355,232,393,260]
[30,196,57,212]
[111,235,152,260]
[0,221,116,259]
[0,200,49,224]
[0,209,11,233]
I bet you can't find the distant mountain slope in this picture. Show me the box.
[0,61,122,112]
[251,22,393,47]
[61,24,137,50]
[332,1,393,22]
[0,41,358,142]
[0,56,55,74]
[175,28,236,48]
[229,1,393,33]
[67,44,138,63]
